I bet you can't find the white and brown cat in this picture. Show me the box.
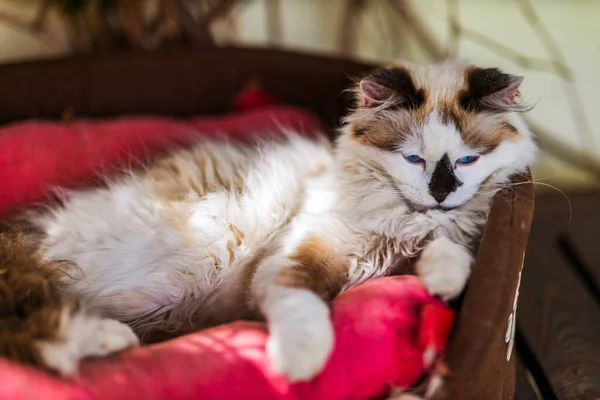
[0,60,537,381]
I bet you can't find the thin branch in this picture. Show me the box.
[0,10,63,47]
[199,0,237,27]
[517,0,597,150]
[159,0,183,39]
[388,0,445,62]
[528,120,600,180]
[517,0,572,76]
[338,0,367,56]
[174,0,216,46]
[116,0,145,48]
[458,26,571,78]
[445,0,460,58]
[443,0,570,77]
[265,0,283,47]
[31,0,54,31]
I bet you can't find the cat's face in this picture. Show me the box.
[343,61,538,211]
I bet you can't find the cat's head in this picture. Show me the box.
[340,61,538,212]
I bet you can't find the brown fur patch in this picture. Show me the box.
[229,223,244,246]
[460,116,519,154]
[438,94,520,153]
[184,244,275,335]
[141,147,244,201]
[350,110,417,152]
[351,125,399,152]
[0,223,76,372]
[275,237,349,301]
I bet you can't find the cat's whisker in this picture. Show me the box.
[531,182,573,222]
[493,180,572,222]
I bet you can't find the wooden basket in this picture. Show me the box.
[0,48,534,400]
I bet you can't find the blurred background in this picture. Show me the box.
[0,0,598,190]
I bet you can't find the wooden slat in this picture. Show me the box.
[518,192,600,400]
[515,353,541,400]
[561,192,600,289]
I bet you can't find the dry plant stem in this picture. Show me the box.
[456,27,569,76]
[0,11,62,46]
[31,0,54,30]
[528,121,600,180]
[181,0,237,46]
[116,0,145,48]
[338,0,366,56]
[517,0,597,150]
[444,0,459,58]
[444,0,569,75]
[388,0,446,61]
[265,0,283,47]
[199,0,238,28]
[159,0,182,39]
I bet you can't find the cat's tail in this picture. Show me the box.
[0,226,139,375]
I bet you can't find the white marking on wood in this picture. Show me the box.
[506,251,525,361]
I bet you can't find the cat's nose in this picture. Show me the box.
[430,191,450,203]
[428,153,462,204]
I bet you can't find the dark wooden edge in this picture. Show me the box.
[0,47,376,131]
[439,171,535,400]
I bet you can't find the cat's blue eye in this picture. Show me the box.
[404,155,424,164]
[456,155,479,165]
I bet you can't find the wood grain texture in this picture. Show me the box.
[518,191,600,400]
[438,172,535,400]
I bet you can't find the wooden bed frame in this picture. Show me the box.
[0,48,534,400]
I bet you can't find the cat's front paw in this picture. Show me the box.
[265,288,334,382]
[416,236,472,300]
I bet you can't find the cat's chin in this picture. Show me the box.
[428,204,460,211]
[404,199,463,213]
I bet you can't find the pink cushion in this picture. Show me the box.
[0,106,322,217]
[0,107,454,399]
[0,276,453,400]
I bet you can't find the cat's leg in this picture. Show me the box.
[251,237,348,382]
[415,236,473,300]
[0,232,138,375]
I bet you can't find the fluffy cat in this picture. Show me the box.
[0,60,537,381]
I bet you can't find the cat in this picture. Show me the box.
[0,60,537,381]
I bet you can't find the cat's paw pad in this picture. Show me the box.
[265,288,334,382]
[416,236,472,300]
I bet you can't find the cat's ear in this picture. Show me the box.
[480,73,523,107]
[357,67,423,109]
[358,79,401,108]
[461,67,529,112]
